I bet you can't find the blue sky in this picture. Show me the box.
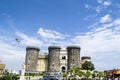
[0,0,120,72]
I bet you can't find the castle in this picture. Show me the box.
[0,62,5,75]
[25,46,91,74]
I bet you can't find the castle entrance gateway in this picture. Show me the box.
[61,66,66,72]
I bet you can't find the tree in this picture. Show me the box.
[82,61,95,71]
[0,69,20,80]
[85,70,91,79]
[70,67,74,76]
[104,70,108,77]
[92,70,98,78]
[69,66,81,80]
[98,71,104,80]
[78,70,84,78]
[73,66,80,75]
[62,72,67,80]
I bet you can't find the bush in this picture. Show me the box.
[0,74,20,80]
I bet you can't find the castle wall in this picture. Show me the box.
[37,55,48,72]
[60,48,67,73]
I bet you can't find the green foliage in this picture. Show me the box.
[62,72,67,80]
[85,71,91,79]
[0,74,20,80]
[70,67,74,76]
[69,66,87,80]
[98,71,104,79]
[62,72,67,77]
[74,66,80,74]
[0,75,11,80]
[78,70,84,77]
[12,74,20,80]
[0,69,20,80]
[70,66,82,76]
[92,70,105,79]
[82,61,95,71]
[86,71,91,77]
[71,78,77,80]
[104,70,108,76]
[92,70,98,78]
[29,73,35,76]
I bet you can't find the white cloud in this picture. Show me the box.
[0,30,43,72]
[72,18,120,70]
[85,5,102,13]
[85,4,90,9]
[96,6,101,13]
[100,14,112,23]
[96,0,112,13]
[85,1,111,13]
[103,0,111,6]
[37,27,65,39]
[116,3,120,8]
[1,17,120,71]
[97,0,111,7]
[0,38,25,72]
[16,32,43,46]
[97,0,103,4]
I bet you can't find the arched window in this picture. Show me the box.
[62,56,66,59]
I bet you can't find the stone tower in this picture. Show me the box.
[67,46,81,70]
[81,56,91,63]
[25,46,39,73]
[48,46,61,72]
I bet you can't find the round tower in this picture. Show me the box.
[48,46,61,72]
[81,56,91,62]
[67,46,81,70]
[25,46,39,73]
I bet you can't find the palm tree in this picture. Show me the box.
[69,66,81,80]
[104,70,108,77]
[70,67,74,76]
[62,72,67,80]
[74,66,81,77]
[92,70,98,79]
[78,70,84,78]
[85,70,91,79]
[98,71,104,80]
